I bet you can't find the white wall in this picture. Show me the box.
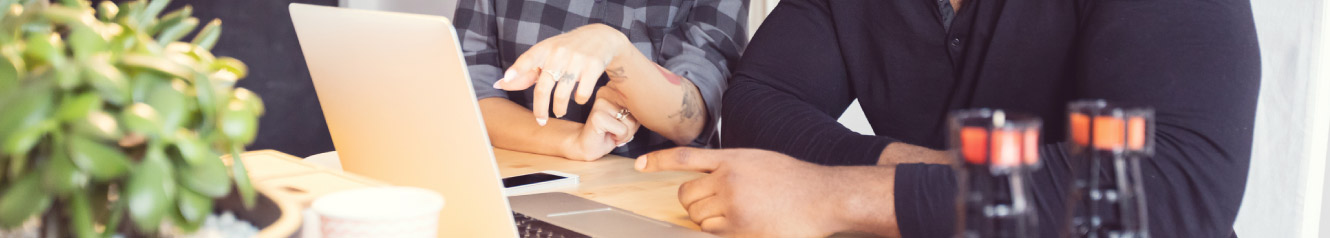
[1235,0,1330,237]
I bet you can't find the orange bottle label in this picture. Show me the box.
[961,127,989,165]
[990,129,1021,167]
[1023,129,1039,165]
[1127,117,1147,150]
[1093,116,1125,150]
[1070,113,1089,146]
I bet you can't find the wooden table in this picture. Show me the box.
[236,148,705,231]
[492,149,704,229]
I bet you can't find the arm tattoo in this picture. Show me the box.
[606,66,628,80]
[656,66,684,86]
[668,79,704,123]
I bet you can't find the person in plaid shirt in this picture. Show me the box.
[456,0,747,161]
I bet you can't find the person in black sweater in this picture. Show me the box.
[633,0,1260,237]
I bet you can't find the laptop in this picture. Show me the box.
[289,3,716,238]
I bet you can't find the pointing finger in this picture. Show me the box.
[635,147,724,173]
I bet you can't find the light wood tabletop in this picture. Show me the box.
[491,148,705,230]
[237,149,706,231]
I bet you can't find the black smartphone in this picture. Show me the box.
[502,172,573,188]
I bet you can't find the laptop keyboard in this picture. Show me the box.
[513,212,592,238]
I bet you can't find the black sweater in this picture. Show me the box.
[720,0,1260,237]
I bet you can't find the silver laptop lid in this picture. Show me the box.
[289,4,517,237]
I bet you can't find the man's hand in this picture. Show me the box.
[633,148,854,237]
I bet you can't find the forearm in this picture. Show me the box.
[877,142,953,166]
[828,166,902,238]
[605,46,706,145]
[478,98,579,157]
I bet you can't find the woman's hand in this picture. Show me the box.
[493,23,634,126]
[560,88,640,161]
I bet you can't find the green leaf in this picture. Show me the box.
[42,139,89,197]
[0,53,17,91]
[211,56,247,79]
[23,32,64,65]
[171,130,208,166]
[43,5,96,28]
[116,1,143,25]
[67,135,130,181]
[146,79,193,133]
[0,173,51,228]
[68,25,108,60]
[149,5,190,35]
[96,1,118,21]
[173,188,211,232]
[176,141,228,197]
[193,72,218,137]
[154,17,195,46]
[121,53,192,79]
[230,145,254,208]
[125,145,175,232]
[70,111,122,140]
[233,87,263,115]
[220,99,257,144]
[120,102,162,136]
[0,46,25,82]
[164,43,200,69]
[192,19,221,50]
[139,0,171,24]
[55,59,83,89]
[84,57,129,105]
[108,24,137,55]
[180,42,215,63]
[6,152,24,180]
[128,71,166,102]
[0,86,54,157]
[67,189,99,238]
[57,93,103,122]
[3,120,53,161]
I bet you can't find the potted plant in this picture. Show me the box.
[0,0,267,236]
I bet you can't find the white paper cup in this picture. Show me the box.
[311,187,444,238]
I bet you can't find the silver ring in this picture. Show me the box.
[543,69,563,82]
[614,109,631,120]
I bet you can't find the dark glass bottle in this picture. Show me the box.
[950,109,1042,238]
[1065,100,1154,238]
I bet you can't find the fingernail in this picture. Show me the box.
[503,69,517,82]
[492,80,503,89]
[536,118,547,126]
[634,156,647,171]
[617,142,629,147]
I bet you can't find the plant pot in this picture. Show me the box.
[208,186,304,238]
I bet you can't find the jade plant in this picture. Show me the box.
[0,0,262,235]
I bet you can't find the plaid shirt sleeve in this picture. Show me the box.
[659,0,749,147]
[453,0,507,100]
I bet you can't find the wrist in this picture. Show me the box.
[607,35,639,70]
[556,129,579,159]
[832,167,901,237]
